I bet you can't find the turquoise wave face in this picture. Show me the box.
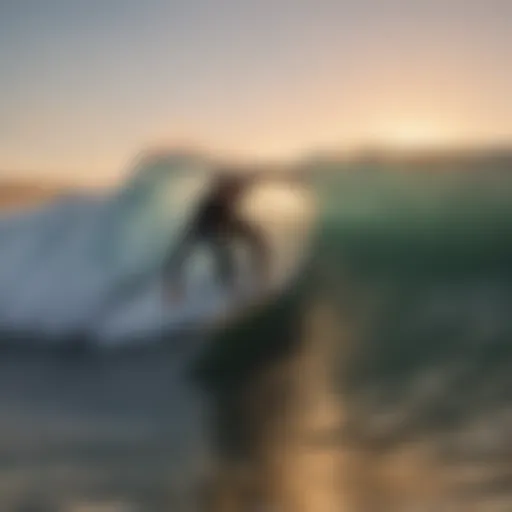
[312,168,512,280]
[206,165,512,417]
[102,153,213,276]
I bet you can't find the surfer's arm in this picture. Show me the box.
[163,196,213,277]
[161,221,200,299]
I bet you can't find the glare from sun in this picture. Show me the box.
[372,123,453,151]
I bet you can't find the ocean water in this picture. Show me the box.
[192,167,512,511]
[0,158,511,510]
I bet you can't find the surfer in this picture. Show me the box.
[162,167,271,302]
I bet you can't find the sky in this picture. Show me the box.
[1,0,511,185]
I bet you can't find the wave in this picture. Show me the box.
[0,153,315,350]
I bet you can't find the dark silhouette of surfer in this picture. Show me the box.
[162,167,271,302]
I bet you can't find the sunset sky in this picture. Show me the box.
[1,0,511,185]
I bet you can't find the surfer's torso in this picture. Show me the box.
[192,173,253,237]
[162,169,270,298]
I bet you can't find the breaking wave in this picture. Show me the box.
[0,152,315,349]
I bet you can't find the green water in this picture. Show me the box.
[193,167,512,509]
[204,165,512,438]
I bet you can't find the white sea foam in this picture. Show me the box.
[0,154,315,348]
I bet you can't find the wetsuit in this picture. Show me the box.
[163,171,269,295]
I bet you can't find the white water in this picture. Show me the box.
[0,154,315,349]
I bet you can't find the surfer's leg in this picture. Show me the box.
[161,227,198,301]
[231,219,270,291]
[211,235,238,291]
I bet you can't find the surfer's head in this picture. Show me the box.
[208,166,255,199]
